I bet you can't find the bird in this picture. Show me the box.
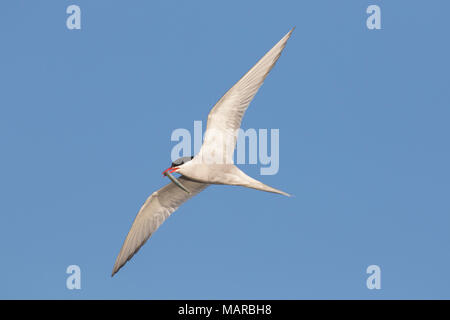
[112,28,294,276]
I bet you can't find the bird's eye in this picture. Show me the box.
[171,160,183,167]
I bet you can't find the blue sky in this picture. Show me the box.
[1,0,449,299]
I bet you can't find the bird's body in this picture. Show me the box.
[112,28,294,276]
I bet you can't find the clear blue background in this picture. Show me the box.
[1,0,449,299]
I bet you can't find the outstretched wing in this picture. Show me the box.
[195,28,294,165]
[112,177,208,276]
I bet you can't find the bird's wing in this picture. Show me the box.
[112,177,208,276]
[195,28,294,165]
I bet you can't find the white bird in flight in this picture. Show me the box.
[112,28,294,276]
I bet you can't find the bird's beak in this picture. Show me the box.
[162,167,179,175]
[162,167,191,194]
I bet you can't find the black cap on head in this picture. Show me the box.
[171,156,194,167]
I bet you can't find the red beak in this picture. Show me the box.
[162,167,179,176]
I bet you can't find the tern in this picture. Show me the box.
[112,28,294,276]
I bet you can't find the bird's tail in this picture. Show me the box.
[232,166,291,197]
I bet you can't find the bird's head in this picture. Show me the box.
[162,156,194,194]
[162,156,194,176]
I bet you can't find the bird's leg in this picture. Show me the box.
[164,171,191,194]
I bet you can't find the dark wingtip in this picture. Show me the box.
[111,264,121,278]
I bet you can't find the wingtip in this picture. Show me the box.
[288,26,296,35]
[281,27,295,43]
[111,263,121,277]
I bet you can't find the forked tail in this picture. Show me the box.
[232,166,291,197]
